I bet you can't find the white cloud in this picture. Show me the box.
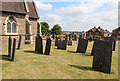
[40,14,61,28]
[35,1,52,11]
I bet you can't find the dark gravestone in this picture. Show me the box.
[35,36,39,51]
[67,40,72,46]
[45,38,52,55]
[74,35,77,41]
[76,38,88,53]
[17,35,22,49]
[57,39,62,49]
[61,40,67,50]
[38,36,43,54]
[89,37,92,42]
[92,40,113,73]
[8,36,12,57]
[91,40,98,56]
[11,38,17,61]
[65,34,68,40]
[69,34,72,40]
[55,37,58,46]
[104,37,116,51]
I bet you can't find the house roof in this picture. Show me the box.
[0,1,39,19]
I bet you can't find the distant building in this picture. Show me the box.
[112,27,120,40]
[0,0,41,47]
[86,26,111,37]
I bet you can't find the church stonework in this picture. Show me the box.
[0,1,41,48]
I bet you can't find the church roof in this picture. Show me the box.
[0,1,39,19]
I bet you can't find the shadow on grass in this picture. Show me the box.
[0,55,11,61]
[24,50,44,55]
[68,64,113,74]
[67,51,77,53]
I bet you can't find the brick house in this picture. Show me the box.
[86,26,111,37]
[0,1,41,48]
[112,27,120,40]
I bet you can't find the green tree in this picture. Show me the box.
[51,24,62,35]
[40,22,50,35]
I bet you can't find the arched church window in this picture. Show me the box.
[7,17,17,33]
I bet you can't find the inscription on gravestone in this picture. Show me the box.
[17,35,22,49]
[61,40,67,50]
[8,36,12,57]
[76,38,88,53]
[92,40,113,73]
[57,39,62,49]
[12,38,16,61]
[45,38,52,55]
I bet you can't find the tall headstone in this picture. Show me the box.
[74,35,77,41]
[57,39,62,49]
[91,40,98,55]
[35,36,39,51]
[8,36,12,57]
[55,37,58,46]
[76,38,88,53]
[38,36,43,54]
[11,38,16,61]
[92,40,113,73]
[103,37,116,51]
[61,40,67,50]
[17,35,22,49]
[45,38,52,55]
[69,34,72,40]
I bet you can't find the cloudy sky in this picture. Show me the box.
[34,0,118,32]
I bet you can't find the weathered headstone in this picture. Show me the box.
[67,40,72,46]
[11,38,16,61]
[91,40,98,55]
[8,36,12,57]
[45,38,52,55]
[38,35,43,54]
[61,40,67,50]
[76,38,88,53]
[17,35,22,49]
[57,39,62,49]
[69,34,72,40]
[55,37,58,46]
[92,40,113,73]
[35,36,39,51]
[103,37,116,51]
[74,35,77,41]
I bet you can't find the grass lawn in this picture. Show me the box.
[1,40,119,79]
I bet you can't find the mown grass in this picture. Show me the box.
[1,40,119,79]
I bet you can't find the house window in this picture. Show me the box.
[95,32,99,35]
[117,36,120,38]
[118,31,120,34]
[7,17,17,33]
[89,32,92,35]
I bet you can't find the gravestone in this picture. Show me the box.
[69,34,72,40]
[74,35,77,41]
[45,38,52,55]
[68,40,72,46]
[76,38,88,53]
[11,38,16,61]
[65,34,68,40]
[57,39,62,49]
[35,36,39,51]
[91,40,98,55]
[17,35,22,49]
[8,36,12,57]
[55,37,58,46]
[61,40,67,50]
[103,37,116,51]
[92,40,113,73]
[38,35,43,54]
[89,37,92,42]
